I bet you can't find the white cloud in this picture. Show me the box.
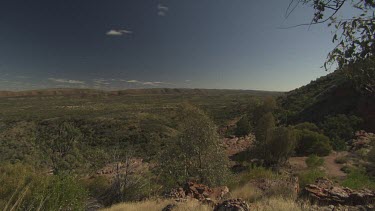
[157,3,169,16]
[93,79,110,85]
[126,80,140,83]
[124,79,174,86]
[48,78,85,84]
[106,29,133,36]
[158,4,169,11]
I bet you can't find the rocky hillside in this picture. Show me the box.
[279,71,375,132]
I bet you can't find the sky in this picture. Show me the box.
[0,0,347,91]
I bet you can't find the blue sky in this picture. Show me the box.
[0,0,344,91]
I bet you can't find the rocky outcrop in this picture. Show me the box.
[350,130,375,151]
[304,178,375,206]
[168,182,229,202]
[222,135,254,156]
[213,199,250,211]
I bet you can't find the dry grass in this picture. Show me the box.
[250,198,310,211]
[102,199,211,211]
[230,182,262,203]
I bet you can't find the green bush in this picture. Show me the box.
[341,168,375,190]
[294,122,320,133]
[320,114,363,150]
[0,163,88,211]
[298,169,326,188]
[83,176,110,198]
[305,155,324,168]
[235,115,252,136]
[261,127,296,166]
[239,166,277,184]
[334,156,348,164]
[295,129,332,156]
[159,104,231,189]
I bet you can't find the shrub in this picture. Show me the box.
[295,129,332,156]
[334,156,348,164]
[158,104,231,189]
[238,166,277,185]
[298,169,326,188]
[0,163,88,211]
[83,176,110,198]
[341,168,375,190]
[294,122,320,133]
[320,114,363,150]
[305,155,324,168]
[254,112,276,145]
[235,115,252,136]
[261,127,296,166]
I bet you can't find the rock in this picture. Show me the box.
[350,130,375,151]
[214,199,250,211]
[304,177,375,206]
[168,181,229,202]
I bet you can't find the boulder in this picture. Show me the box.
[214,199,250,211]
[304,177,375,206]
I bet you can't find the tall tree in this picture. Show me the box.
[159,104,230,188]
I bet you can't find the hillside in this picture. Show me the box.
[279,70,375,132]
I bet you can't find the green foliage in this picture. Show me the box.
[341,168,375,190]
[305,155,324,168]
[334,156,348,164]
[0,163,88,211]
[159,104,230,188]
[296,0,375,84]
[294,122,320,133]
[251,97,277,127]
[321,114,363,150]
[295,129,332,156]
[0,122,42,166]
[83,176,110,199]
[235,115,252,136]
[261,127,296,166]
[298,169,326,188]
[237,166,278,186]
[37,121,84,174]
[345,56,375,95]
[254,112,276,145]
[32,175,88,211]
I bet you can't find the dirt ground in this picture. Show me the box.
[288,151,348,178]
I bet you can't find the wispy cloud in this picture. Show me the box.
[48,78,85,84]
[125,79,174,86]
[93,79,111,85]
[126,80,140,83]
[106,29,133,36]
[157,3,169,16]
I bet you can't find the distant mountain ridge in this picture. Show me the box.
[0,88,283,98]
